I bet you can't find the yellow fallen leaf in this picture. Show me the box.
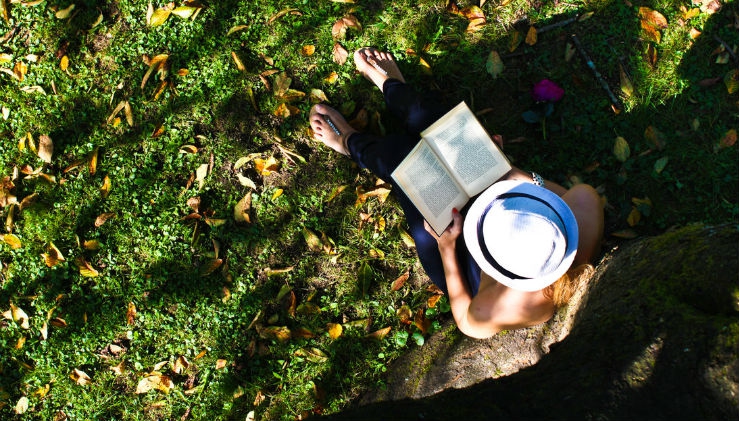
[140,54,169,90]
[327,322,343,339]
[231,51,246,72]
[70,368,92,386]
[89,147,99,176]
[126,302,136,325]
[525,26,537,46]
[227,24,249,36]
[43,242,66,267]
[234,193,252,224]
[55,4,76,19]
[75,257,99,277]
[136,374,173,394]
[215,359,227,370]
[60,55,69,72]
[172,356,189,374]
[100,175,111,198]
[3,233,22,249]
[149,4,172,26]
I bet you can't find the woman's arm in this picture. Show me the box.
[425,209,498,338]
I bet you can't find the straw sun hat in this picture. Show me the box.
[463,180,579,292]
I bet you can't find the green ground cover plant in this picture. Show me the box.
[0,0,736,419]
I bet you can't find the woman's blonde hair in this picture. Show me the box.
[544,263,594,307]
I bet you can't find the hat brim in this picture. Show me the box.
[463,180,579,292]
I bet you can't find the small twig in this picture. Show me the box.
[713,35,739,68]
[537,15,579,34]
[570,34,623,112]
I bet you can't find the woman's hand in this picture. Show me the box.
[424,208,464,252]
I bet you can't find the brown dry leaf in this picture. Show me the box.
[718,129,737,150]
[365,326,391,341]
[19,192,38,210]
[43,242,66,267]
[302,227,322,252]
[215,359,228,370]
[110,361,126,375]
[259,325,291,342]
[70,368,92,386]
[13,61,27,81]
[293,327,315,339]
[414,308,431,335]
[396,305,412,325]
[234,193,252,224]
[126,302,136,325]
[309,88,329,104]
[390,270,410,291]
[253,390,266,406]
[332,14,362,39]
[200,258,223,277]
[645,43,658,67]
[627,207,641,227]
[273,72,291,96]
[461,6,486,32]
[644,126,666,150]
[49,317,67,327]
[639,7,668,29]
[333,42,348,65]
[327,322,343,339]
[36,134,53,163]
[94,212,116,227]
[77,258,100,277]
[689,27,701,39]
[427,294,442,308]
[172,355,189,374]
[525,26,537,46]
[3,233,22,249]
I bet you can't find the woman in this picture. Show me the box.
[309,48,604,339]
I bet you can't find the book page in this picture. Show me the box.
[391,140,469,235]
[421,102,511,197]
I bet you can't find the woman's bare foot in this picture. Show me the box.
[309,104,358,157]
[354,48,405,92]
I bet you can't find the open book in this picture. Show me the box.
[391,101,512,235]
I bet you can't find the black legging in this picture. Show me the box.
[346,79,482,295]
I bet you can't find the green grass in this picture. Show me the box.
[1,0,737,419]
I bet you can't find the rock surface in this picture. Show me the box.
[321,223,739,420]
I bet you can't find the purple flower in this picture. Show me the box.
[531,79,564,103]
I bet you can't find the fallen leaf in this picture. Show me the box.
[100,175,111,198]
[8,303,30,329]
[200,258,223,276]
[3,233,22,249]
[653,156,669,173]
[149,4,172,27]
[55,3,75,19]
[613,136,630,162]
[333,42,348,65]
[525,26,537,46]
[60,55,69,72]
[327,322,343,339]
[14,396,28,415]
[89,147,99,176]
[1,0,9,23]
[126,302,136,325]
[267,8,301,24]
[70,368,92,386]
[619,64,633,97]
[644,126,666,150]
[259,326,291,342]
[77,258,100,277]
[172,5,199,19]
[136,374,173,394]
[231,51,246,72]
[645,43,658,67]
[332,14,362,39]
[301,45,315,56]
[94,212,116,227]
[396,305,412,325]
[141,54,169,90]
[724,69,739,94]
[627,207,641,227]
[717,129,737,150]
[195,163,209,189]
[254,156,279,175]
[638,7,668,29]
[43,242,66,267]
[427,294,442,308]
[365,326,391,341]
[215,359,227,370]
[486,50,504,79]
[227,25,249,36]
[640,20,661,43]
[234,193,252,224]
[391,271,410,291]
